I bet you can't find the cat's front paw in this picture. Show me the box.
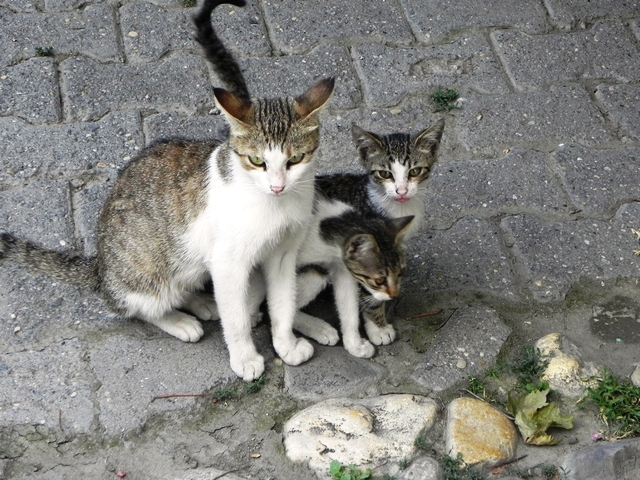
[230,352,265,382]
[365,322,396,346]
[276,337,314,366]
[183,293,220,321]
[343,337,376,358]
[313,324,340,346]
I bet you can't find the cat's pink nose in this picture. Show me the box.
[270,185,285,194]
[396,186,408,196]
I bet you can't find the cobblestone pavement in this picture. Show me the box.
[1,0,640,479]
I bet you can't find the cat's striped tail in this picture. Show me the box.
[193,0,251,103]
[0,232,99,291]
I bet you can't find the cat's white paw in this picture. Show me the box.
[151,312,204,342]
[183,293,220,321]
[365,322,396,346]
[312,324,340,346]
[250,311,264,328]
[343,337,376,358]
[230,352,265,382]
[276,337,314,366]
[293,312,340,345]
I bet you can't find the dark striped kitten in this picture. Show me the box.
[0,0,334,382]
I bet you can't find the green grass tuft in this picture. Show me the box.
[440,453,484,480]
[329,460,371,480]
[430,88,460,112]
[182,0,196,7]
[244,375,266,394]
[35,46,54,57]
[587,368,640,438]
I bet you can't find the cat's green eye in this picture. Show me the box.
[247,155,264,167]
[374,277,386,286]
[408,167,425,177]
[288,153,306,165]
[376,170,392,180]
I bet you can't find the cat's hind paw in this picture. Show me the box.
[149,312,204,342]
[344,337,376,358]
[230,352,265,382]
[276,337,314,366]
[183,292,220,321]
[365,321,396,346]
[293,312,339,346]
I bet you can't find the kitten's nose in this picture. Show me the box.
[396,185,408,196]
[270,185,285,194]
[387,285,399,298]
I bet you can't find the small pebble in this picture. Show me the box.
[13,326,21,333]
[128,31,138,37]
[70,392,77,398]
[456,359,467,369]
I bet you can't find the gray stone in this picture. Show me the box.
[44,0,83,11]
[596,83,640,142]
[544,0,640,30]
[632,365,640,387]
[457,84,613,156]
[0,4,121,67]
[0,0,35,11]
[72,178,113,257]
[411,306,512,391]
[634,19,640,42]
[424,148,572,230]
[492,20,640,91]
[261,0,413,55]
[554,144,640,215]
[144,112,228,145]
[352,35,509,108]
[562,437,640,480]
[502,203,640,302]
[284,345,387,401]
[399,0,549,44]
[397,456,442,480]
[241,44,362,110]
[120,1,268,63]
[0,112,143,186]
[0,179,73,251]
[403,218,519,299]
[0,58,60,124]
[60,54,213,121]
[0,339,96,434]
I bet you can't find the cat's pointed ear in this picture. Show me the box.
[214,88,252,129]
[413,118,445,158]
[345,233,379,262]
[352,125,384,164]
[294,77,335,120]
[385,215,414,243]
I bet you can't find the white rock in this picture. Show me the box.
[397,456,441,480]
[632,365,640,387]
[283,395,438,478]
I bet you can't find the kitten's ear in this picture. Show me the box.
[345,233,379,262]
[214,88,252,128]
[385,215,414,243]
[352,125,384,164]
[294,77,335,120]
[413,118,445,158]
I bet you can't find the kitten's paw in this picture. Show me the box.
[151,313,204,342]
[293,312,339,345]
[312,324,340,346]
[344,337,376,358]
[250,311,264,328]
[365,322,396,346]
[230,353,265,382]
[183,293,220,321]
[276,337,314,366]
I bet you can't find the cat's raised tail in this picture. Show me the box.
[193,0,251,102]
[0,233,98,290]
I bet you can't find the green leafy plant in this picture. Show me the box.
[506,387,573,445]
[244,375,266,394]
[440,453,484,480]
[35,46,54,57]
[397,458,409,470]
[512,345,548,390]
[182,0,196,7]
[430,88,459,112]
[587,368,640,438]
[212,385,237,402]
[413,435,427,451]
[329,460,371,480]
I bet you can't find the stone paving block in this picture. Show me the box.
[90,328,272,435]
[424,148,572,230]
[492,20,640,91]
[399,0,549,44]
[72,177,113,257]
[543,0,640,30]
[403,217,519,298]
[261,0,413,55]
[120,1,268,63]
[0,4,121,67]
[60,54,213,121]
[144,112,229,145]
[411,306,512,391]
[0,339,96,434]
[457,84,613,156]
[501,203,640,302]
[634,19,640,42]
[562,437,640,480]
[595,83,640,141]
[0,0,35,12]
[0,179,73,251]
[241,44,362,110]
[0,112,143,186]
[44,0,82,11]
[284,345,387,401]
[352,35,509,108]
[554,144,640,215]
[0,58,60,124]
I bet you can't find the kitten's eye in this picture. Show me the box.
[376,170,393,180]
[287,153,306,165]
[374,277,386,286]
[247,155,264,167]
[409,167,425,177]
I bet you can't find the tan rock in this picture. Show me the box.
[446,397,517,466]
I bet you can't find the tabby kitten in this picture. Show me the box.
[0,0,334,381]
